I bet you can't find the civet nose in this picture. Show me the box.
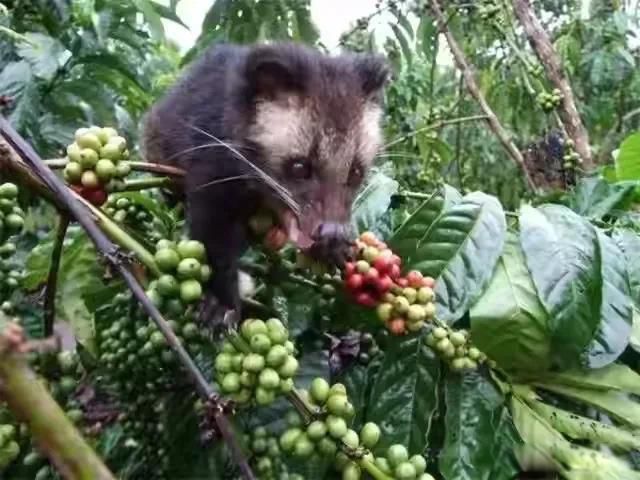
[309,222,354,266]
[313,222,349,241]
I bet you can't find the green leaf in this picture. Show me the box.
[16,32,71,81]
[512,393,640,480]
[133,0,165,41]
[75,53,146,92]
[470,234,551,372]
[390,184,461,261]
[615,133,640,181]
[365,334,440,452]
[391,24,412,66]
[534,363,640,396]
[528,398,640,451]
[586,229,632,367]
[613,227,640,305]
[519,205,602,368]
[0,60,38,131]
[439,371,519,480]
[351,169,398,234]
[406,192,507,323]
[534,382,640,428]
[631,308,640,353]
[568,176,636,220]
[24,227,102,352]
[269,286,320,337]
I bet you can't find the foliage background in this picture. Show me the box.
[1,0,640,479]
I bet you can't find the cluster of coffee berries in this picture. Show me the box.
[527,64,544,77]
[103,195,162,243]
[0,253,23,300]
[215,318,298,406]
[537,89,563,113]
[248,208,289,253]
[477,0,499,20]
[0,422,19,473]
[344,232,402,306]
[243,426,300,480]
[371,444,434,480]
[333,422,383,478]
[0,183,24,243]
[149,239,211,308]
[63,126,131,206]
[562,139,582,171]
[98,294,203,387]
[344,232,437,335]
[376,270,436,336]
[280,379,355,460]
[119,395,170,479]
[424,326,486,371]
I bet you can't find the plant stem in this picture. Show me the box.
[44,215,69,336]
[385,115,489,150]
[511,0,593,168]
[82,199,160,277]
[0,349,116,480]
[119,177,172,191]
[127,161,185,177]
[45,159,186,178]
[429,0,538,192]
[0,117,256,480]
[395,190,433,200]
[358,456,394,480]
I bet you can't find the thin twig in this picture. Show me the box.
[385,115,490,150]
[119,177,173,191]
[0,117,256,480]
[44,215,69,336]
[511,0,593,168]
[44,159,186,178]
[429,0,537,191]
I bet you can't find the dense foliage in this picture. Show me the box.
[1,1,640,479]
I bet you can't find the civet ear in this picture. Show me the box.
[245,43,308,100]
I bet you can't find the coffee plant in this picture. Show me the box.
[1,1,640,480]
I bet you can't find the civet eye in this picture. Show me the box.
[348,162,364,186]
[286,158,311,180]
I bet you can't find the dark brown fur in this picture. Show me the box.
[142,42,389,330]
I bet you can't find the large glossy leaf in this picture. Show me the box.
[510,394,640,480]
[365,334,440,452]
[615,133,640,180]
[439,371,519,480]
[613,227,640,305]
[534,363,640,396]
[519,204,627,369]
[132,0,165,41]
[534,382,640,427]
[0,60,38,131]
[529,398,640,451]
[390,184,462,261]
[568,176,636,220]
[15,32,71,81]
[586,229,632,367]
[470,234,551,372]
[351,169,399,234]
[406,192,506,323]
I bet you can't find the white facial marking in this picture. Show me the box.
[248,100,312,164]
[359,103,383,164]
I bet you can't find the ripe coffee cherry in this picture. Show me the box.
[389,318,406,335]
